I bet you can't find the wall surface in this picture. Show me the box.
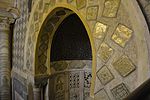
[11,0,150,100]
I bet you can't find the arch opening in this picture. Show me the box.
[49,13,92,100]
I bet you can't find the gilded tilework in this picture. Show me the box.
[102,0,121,17]
[97,66,114,85]
[95,89,110,100]
[93,22,108,39]
[112,55,136,77]
[98,43,113,63]
[86,6,99,20]
[111,83,130,100]
[112,24,133,47]
[76,0,86,9]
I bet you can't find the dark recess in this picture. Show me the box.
[50,14,92,61]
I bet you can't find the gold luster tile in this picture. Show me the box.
[103,0,120,17]
[86,6,99,20]
[97,66,114,85]
[98,43,113,63]
[112,55,136,77]
[112,24,133,47]
[76,0,86,9]
[93,22,108,39]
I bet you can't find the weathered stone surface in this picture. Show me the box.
[95,89,110,100]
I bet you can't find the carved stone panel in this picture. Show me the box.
[54,73,67,100]
[93,22,108,39]
[112,24,133,47]
[112,55,136,77]
[86,6,99,20]
[95,89,110,100]
[97,43,113,63]
[111,83,130,100]
[102,0,121,17]
[70,89,80,100]
[97,65,114,85]
[51,61,68,71]
[69,71,81,100]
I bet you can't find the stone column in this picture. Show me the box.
[33,87,41,100]
[0,17,12,100]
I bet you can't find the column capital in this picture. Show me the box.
[0,17,13,30]
[0,7,20,30]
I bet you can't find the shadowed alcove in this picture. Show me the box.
[49,13,92,100]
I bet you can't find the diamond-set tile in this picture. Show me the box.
[112,55,136,77]
[112,24,133,47]
[98,43,113,63]
[97,65,114,85]
[76,0,86,9]
[102,0,121,17]
[86,6,99,20]
[93,22,108,39]
[111,83,130,100]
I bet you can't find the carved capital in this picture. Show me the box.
[0,16,14,30]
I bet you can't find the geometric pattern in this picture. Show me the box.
[93,22,108,39]
[86,6,99,20]
[69,72,80,88]
[54,74,66,100]
[97,43,113,63]
[112,55,136,77]
[95,89,110,100]
[112,24,133,47]
[36,8,72,74]
[102,0,121,17]
[13,0,28,70]
[84,71,92,88]
[111,83,130,100]
[97,65,114,85]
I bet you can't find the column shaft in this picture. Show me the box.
[0,19,11,100]
[33,87,41,100]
